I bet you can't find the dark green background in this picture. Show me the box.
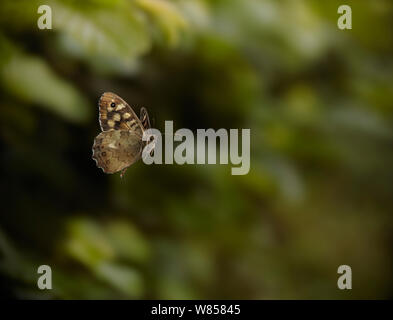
[0,0,392,299]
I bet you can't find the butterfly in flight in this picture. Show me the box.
[92,92,154,178]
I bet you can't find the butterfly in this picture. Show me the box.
[92,92,154,177]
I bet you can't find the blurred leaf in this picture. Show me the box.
[94,262,144,298]
[106,220,151,264]
[0,47,90,123]
[136,0,188,46]
[53,0,151,72]
[64,218,114,267]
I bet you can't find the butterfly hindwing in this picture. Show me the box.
[98,92,143,134]
[92,128,143,174]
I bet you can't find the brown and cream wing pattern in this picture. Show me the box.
[140,107,151,130]
[92,128,143,174]
[98,92,144,134]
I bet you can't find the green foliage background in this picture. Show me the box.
[0,0,392,299]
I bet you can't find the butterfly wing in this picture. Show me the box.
[140,107,156,156]
[98,92,144,134]
[140,107,151,130]
[92,129,143,174]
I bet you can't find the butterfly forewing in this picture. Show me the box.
[98,92,143,134]
[140,107,155,156]
[140,107,151,130]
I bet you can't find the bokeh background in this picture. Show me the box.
[0,0,392,299]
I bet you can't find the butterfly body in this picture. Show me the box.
[92,92,152,177]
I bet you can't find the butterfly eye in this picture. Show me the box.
[111,102,116,107]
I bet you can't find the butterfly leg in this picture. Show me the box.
[120,168,128,178]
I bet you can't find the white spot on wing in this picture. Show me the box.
[116,104,126,111]
[108,142,118,149]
